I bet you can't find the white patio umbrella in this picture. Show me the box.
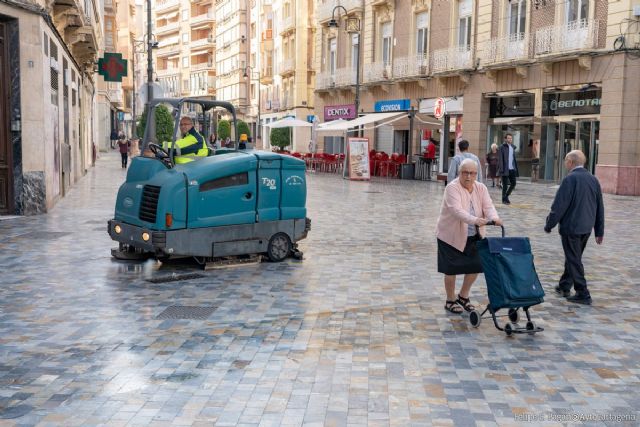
[266,117,313,151]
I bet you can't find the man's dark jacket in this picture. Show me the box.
[497,142,519,177]
[545,167,605,237]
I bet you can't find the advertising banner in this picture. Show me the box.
[324,104,356,121]
[347,137,371,180]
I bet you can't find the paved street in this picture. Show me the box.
[0,152,639,427]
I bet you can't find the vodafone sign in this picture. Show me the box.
[433,97,446,119]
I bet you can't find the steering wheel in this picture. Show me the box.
[148,143,173,167]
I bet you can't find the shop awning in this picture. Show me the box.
[316,112,404,132]
[491,116,538,125]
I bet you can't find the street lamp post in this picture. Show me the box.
[328,6,361,177]
[131,40,146,138]
[243,66,261,147]
[327,6,361,124]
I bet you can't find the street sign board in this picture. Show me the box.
[434,97,446,119]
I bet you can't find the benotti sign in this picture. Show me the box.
[324,104,356,121]
[542,89,601,116]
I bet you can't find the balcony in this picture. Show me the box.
[316,0,363,22]
[316,67,356,90]
[191,10,215,26]
[316,71,334,90]
[155,21,180,35]
[156,68,180,77]
[535,19,599,56]
[261,66,273,84]
[393,54,428,79]
[191,61,213,71]
[280,16,295,34]
[190,35,215,49]
[281,95,294,110]
[156,0,179,11]
[261,29,273,51]
[280,58,295,76]
[479,33,530,67]
[431,46,474,74]
[364,61,392,83]
[156,38,181,57]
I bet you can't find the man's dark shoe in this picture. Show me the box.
[502,199,511,205]
[554,285,570,298]
[566,294,592,305]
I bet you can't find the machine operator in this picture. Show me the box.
[164,116,208,164]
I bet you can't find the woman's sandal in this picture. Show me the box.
[444,300,463,314]
[456,294,475,312]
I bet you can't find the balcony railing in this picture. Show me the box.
[431,45,474,73]
[281,58,295,75]
[156,68,179,77]
[156,21,180,35]
[191,62,213,71]
[190,36,215,49]
[191,10,214,25]
[316,0,362,22]
[364,61,391,83]
[316,67,357,89]
[316,71,334,89]
[479,33,530,66]
[156,0,179,11]
[535,19,599,56]
[393,54,428,78]
[280,16,295,33]
[281,95,294,110]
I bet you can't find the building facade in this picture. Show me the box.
[314,0,640,195]
[0,0,103,214]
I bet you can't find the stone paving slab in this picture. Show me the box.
[0,152,639,426]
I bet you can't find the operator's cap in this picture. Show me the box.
[240,133,248,142]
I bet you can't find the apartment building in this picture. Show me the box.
[314,0,640,195]
[154,0,216,101]
[0,0,103,214]
[250,0,315,151]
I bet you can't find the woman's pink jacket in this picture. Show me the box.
[435,178,500,252]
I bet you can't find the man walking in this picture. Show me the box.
[447,140,483,184]
[497,133,518,205]
[544,150,604,305]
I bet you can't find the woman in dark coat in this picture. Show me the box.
[486,143,499,187]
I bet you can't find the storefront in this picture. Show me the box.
[322,103,356,154]
[540,89,600,181]
[419,97,464,172]
[373,99,410,155]
[486,93,536,178]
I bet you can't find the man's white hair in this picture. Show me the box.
[460,158,478,171]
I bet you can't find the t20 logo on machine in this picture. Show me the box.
[262,177,277,190]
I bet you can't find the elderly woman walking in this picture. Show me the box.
[436,158,503,313]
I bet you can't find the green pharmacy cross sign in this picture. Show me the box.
[98,53,128,82]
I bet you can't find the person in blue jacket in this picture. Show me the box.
[544,150,605,305]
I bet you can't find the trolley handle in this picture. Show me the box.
[485,221,505,237]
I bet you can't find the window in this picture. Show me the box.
[381,22,392,65]
[351,33,359,72]
[328,37,336,75]
[251,23,256,38]
[508,0,526,36]
[458,0,472,50]
[567,0,588,23]
[182,33,189,44]
[200,173,249,192]
[416,12,428,56]
[182,57,189,67]
[182,9,188,20]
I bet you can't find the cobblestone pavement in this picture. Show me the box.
[0,152,639,426]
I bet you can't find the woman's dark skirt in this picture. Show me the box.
[437,236,484,275]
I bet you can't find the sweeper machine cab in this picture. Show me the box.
[108,98,310,264]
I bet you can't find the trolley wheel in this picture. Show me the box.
[526,321,537,334]
[508,308,520,323]
[267,233,292,262]
[469,310,482,328]
[504,322,514,337]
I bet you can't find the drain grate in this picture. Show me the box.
[146,273,205,283]
[157,305,216,320]
[364,191,383,194]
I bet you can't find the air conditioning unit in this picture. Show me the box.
[207,35,214,42]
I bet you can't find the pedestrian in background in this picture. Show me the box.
[544,150,604,305]
[424,138,437,180]
[436,159,502,314]
[498,133,518,205]
[485,143,499,188]
[447,139,483,184]
[110,129,118,149]
[118,138,130,168]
